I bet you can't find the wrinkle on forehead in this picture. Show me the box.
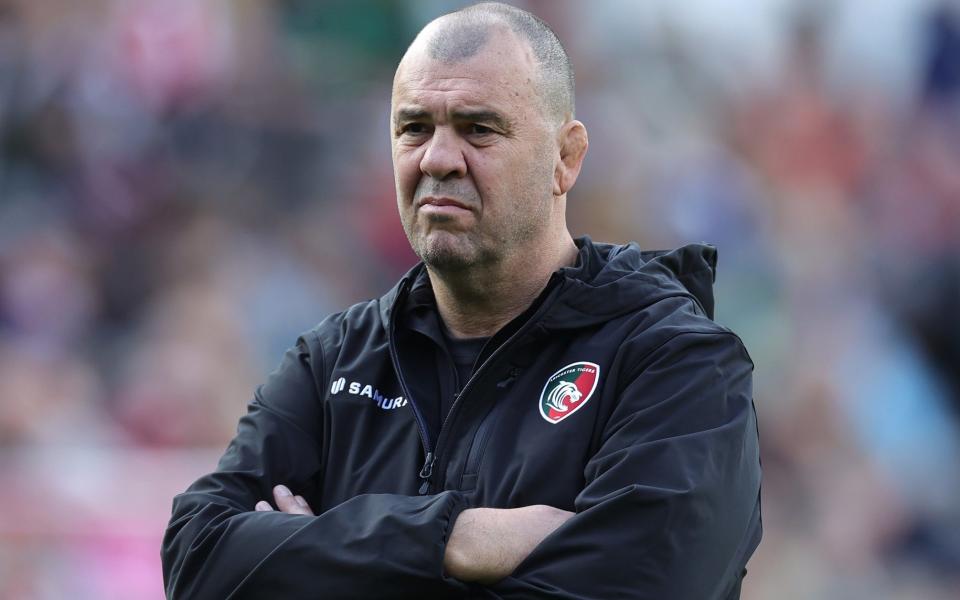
[392,74,533,128]
[396,74,510,96]
[395,36,536,98]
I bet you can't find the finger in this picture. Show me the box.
[294,495,315,516]
[273,484,311,515]
[255,501,273,511]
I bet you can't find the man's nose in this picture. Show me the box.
[420,127,467,180]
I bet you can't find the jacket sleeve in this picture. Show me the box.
[482,330,762,600]
[161,335,471,600]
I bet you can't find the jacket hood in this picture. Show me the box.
[541,236,718,330]
[379,236,718,331]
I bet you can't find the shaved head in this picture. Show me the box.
[390,1,589,281]
[405,2,575,123]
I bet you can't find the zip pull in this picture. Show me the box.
[496,367,522,389]
[418,452,436,495]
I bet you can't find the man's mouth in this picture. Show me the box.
[417,196,473,216]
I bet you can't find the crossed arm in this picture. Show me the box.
[163,331,761,598]
[256,484,574,584]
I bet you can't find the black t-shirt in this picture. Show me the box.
[439,326,488,396]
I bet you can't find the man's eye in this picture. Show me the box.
[401,123,427,135]
[470,124,493,135]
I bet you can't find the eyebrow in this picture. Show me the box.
[393,107,513,133]
[394,108,431,123]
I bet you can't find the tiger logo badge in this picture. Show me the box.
[539,361,600,424]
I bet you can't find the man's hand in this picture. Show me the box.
[444,505,574,584]
[255,485,315,516]
[255,487,572,585]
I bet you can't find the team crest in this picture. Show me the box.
[539,362,600,424]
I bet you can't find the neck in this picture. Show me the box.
[427,232,579,339]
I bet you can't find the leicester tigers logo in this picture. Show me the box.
[539,361,600,424]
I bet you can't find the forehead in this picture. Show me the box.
[392,27,541,116]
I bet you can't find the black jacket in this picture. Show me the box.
[162,237,762,599]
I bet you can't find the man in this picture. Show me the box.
[162,3,762,599]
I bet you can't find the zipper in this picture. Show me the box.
[385,278,434,492]
[418,452,436,494]
[394,272,563,495]
[428,274,563,491]
[414,313,462,495]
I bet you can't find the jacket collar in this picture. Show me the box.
[378,236,719,331]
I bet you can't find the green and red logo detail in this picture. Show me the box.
[539,361,600,424]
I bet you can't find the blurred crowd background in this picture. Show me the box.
[1,0,958,598]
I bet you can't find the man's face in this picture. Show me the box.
[391,26,558,272]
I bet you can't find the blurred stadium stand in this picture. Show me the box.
[0,0,958,598]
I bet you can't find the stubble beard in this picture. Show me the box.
[403,177,493,272]
[411,221,493,273]
[407,204,547,277]
[401,173,553,275]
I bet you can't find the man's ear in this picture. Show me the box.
[553,120,589,197]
